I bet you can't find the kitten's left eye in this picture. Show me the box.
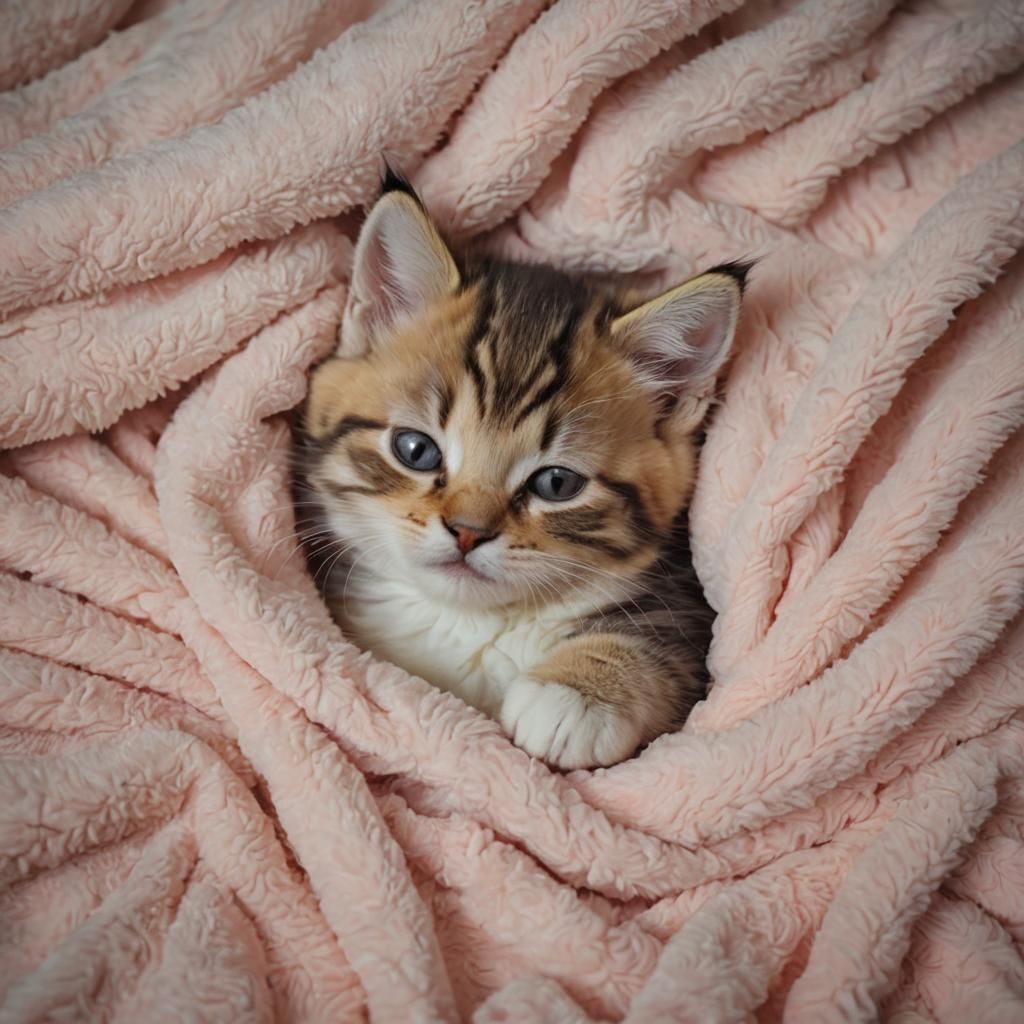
[392,429,443,471]
[528,466,586,502]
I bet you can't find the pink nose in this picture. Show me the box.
[442,518,497,555]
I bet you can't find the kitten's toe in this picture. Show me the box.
[499,677,641,770]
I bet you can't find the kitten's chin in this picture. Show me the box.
[414,561,524,609]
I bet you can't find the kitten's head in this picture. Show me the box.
[303,177,746,609]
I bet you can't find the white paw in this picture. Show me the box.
[499,677,643,770]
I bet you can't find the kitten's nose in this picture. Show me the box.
[442,518,497,555]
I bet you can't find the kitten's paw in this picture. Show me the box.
[499,677,642,770]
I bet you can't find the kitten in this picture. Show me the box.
[297,172,746,770]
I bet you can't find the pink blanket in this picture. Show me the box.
[2,1,1023,1020]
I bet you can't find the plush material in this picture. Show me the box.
[1,1,1023,1020]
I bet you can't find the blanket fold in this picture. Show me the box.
[1,1,1023,1021]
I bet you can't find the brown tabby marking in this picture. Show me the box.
[532,634,672,717]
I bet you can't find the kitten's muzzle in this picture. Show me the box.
[442,517,498,556]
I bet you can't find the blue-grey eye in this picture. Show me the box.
[528,466,586,502]
[392,429,442,471]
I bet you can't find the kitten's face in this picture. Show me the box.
[305,283,700,608]
[302,182,742,610]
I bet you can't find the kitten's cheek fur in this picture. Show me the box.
[499,677,643,770]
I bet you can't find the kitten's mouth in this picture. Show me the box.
[434,559,491,582]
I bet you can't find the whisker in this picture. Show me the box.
[512,549,673,636]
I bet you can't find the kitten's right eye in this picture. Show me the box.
[392,429,443,472]
[528,466,587,502]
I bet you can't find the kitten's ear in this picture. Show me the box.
[340,185,460,355]
[610,265,747,415]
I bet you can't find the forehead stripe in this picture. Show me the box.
[438,382,454,428]
[511,305,581,426]
[540,409,559,451]
[464,279,496,418]
[505,303,581,428]
[489,290,568,420]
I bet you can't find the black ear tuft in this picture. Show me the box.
[705,258,758,294]
[380,159,423,206]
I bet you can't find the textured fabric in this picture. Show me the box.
[1,1,1023,1020]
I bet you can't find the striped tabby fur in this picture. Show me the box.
[297,171,746,769]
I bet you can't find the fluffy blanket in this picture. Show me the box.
[2,1,1023,1020]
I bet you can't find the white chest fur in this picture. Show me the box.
[336,566,589,717]
[333,564,661,770]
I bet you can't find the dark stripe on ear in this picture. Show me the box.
[596,474,658,540]
[381,160,422,206]
[319,415,386,447]
[704,258,757,293]
[594,301,618,334]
